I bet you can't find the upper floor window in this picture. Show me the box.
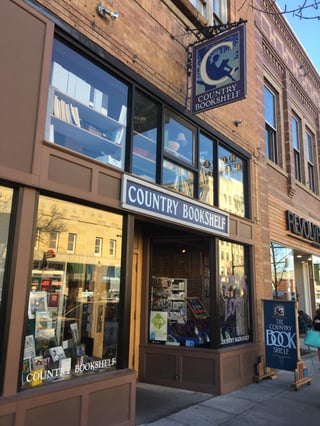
[132,91,159,182]
[109,239,116,258]
[199,133,215,206]
[264,85,278,164]
[162,112,195,198]
[49,231,59,250]
[46,38,128,169]
[67,233,77,253]
[213,0,228,24]
[306,129,315,192]
[291,115,301,182]
[218,145,245,217]
[189,0,228,24]
[94,237,103,256]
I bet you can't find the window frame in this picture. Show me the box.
[264,84,279,165]
[305,128,316,192]
[188,0,229,24]
[67,232,77,253]
[291,114,301,182]
[94,237,103,256]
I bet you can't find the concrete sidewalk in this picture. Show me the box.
[136,348,320,425]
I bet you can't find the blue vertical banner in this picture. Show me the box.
[263,300,298,371]
[191,24,246,114]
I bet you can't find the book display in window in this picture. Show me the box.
[150,277,210,347]
[45,39,128,170]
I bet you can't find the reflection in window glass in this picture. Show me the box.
[162,160,194,197]
[164,113,194,164]
[149,239,211,348]
[270,242,295,300]
[219,241,250,345]
[218,146,245,216]
[199,133,215,206]
[0,186,13,313]
[46,38,128,169]
[132,91,159,182]
[21,196,123,389]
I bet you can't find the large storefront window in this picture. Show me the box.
[21,195,123,389]
[148,237,250,348]
[0,186,13,363]
[149,238,211,347]
[270,242,295,300]
[46,38,128,169]
[219,241,250,345]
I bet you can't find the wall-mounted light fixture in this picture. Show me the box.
[234,119,242,127]
[97,3,119,20]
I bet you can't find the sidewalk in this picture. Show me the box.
[136,347,320,425]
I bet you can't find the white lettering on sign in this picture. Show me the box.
[128,186,179,216]
[25,358,117,383]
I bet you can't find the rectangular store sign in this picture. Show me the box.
[191,24,246,114]
[121,175,229,236]
[263,300,298,372]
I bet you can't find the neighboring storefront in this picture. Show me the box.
[270,210,320,323]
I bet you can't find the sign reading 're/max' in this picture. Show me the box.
[121,175,229,236]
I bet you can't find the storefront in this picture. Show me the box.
[0,1,262,424]
[270,210,320,325]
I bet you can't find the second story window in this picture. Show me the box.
[213,0,228,24]
[49,231,59,250]
[291,115,301,181]
[46,38,128,169]
[264,84,278,165]
[189,0,228,24]
[132,91,159,182]
[95,237,103,256]
[67,233,77,253]
[306,129,315,192]
[109,239,116,257]
[218,145,245,217]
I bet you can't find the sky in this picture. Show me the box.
[276,1,320,74]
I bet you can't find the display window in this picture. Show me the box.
[219,241,250,345]
[21,195,123,389]
[45,38,128,169]
[149,238,211,347]
[148,237,251,348]
[0,186,14,380]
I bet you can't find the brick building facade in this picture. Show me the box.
[0,0,319,424]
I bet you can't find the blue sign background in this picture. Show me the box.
[191,25,246,114]
[121,175,229,236]
[263,300,298,371]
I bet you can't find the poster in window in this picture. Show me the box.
[149,311,168,341]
